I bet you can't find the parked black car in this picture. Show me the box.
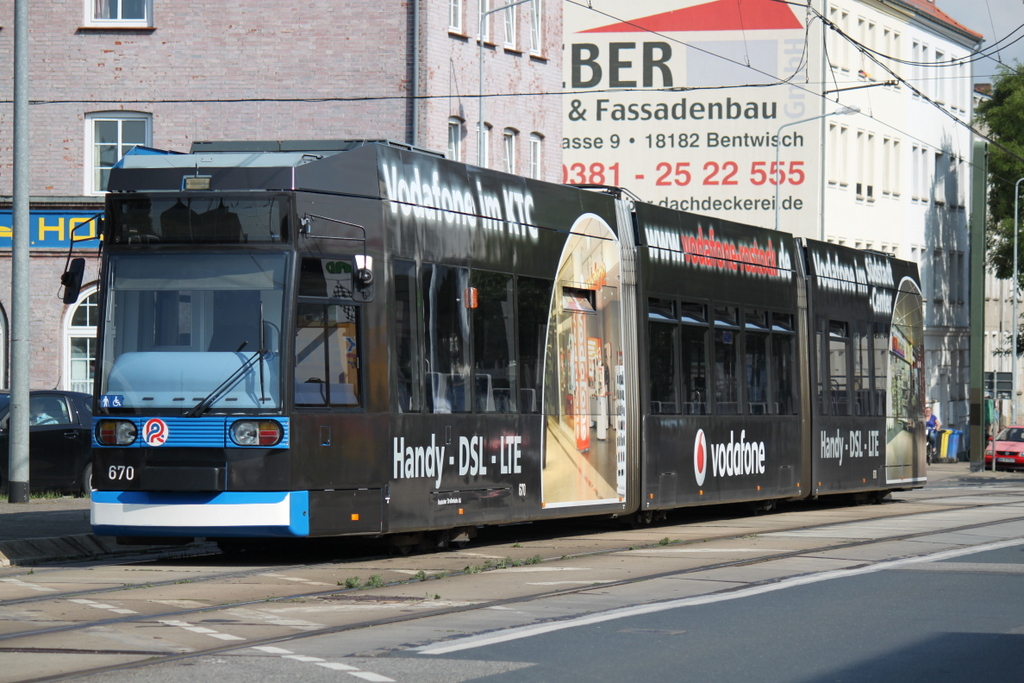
[0,390,93,496]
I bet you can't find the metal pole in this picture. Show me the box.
[478,0,531,167]
[8,0,30,503]
[774,106,859,231]
[1013,177,1024,427]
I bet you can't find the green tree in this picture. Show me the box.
[976,64,1024,282]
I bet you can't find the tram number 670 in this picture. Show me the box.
[108,465,135,481]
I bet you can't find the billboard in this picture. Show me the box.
[563,0,822,235]
[0,209,103,249]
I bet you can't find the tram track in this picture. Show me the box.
[0,486,1019,612]
[3,491,1024,682]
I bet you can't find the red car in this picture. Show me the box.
[985,426,1024,471]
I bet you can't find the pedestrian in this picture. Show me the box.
[925,406,941,463]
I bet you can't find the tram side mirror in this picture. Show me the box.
[61,258,86,304]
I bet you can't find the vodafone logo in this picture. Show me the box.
[694,429,767,484]
[694,429,708,486]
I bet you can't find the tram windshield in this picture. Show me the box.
[107,195,287,244]
[98,252,288,413]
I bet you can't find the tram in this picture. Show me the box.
[79,139,926,544]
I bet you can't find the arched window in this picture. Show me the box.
[64,286,98,394]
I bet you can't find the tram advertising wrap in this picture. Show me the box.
[87,139,924,545]
[563,0,817,232]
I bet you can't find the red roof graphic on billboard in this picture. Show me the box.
[582,0,803,33]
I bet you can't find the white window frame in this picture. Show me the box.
[85,0,152,28]
[477,122,491,167]
[63,285,99,395]
[530,0,543,55]
[84,111,152,195]
[503,1,517,48]
[449,0,463,32]
[448,117,464,161]
[478,0,491,43]
[503,128,518,174]
[529,133,543,179]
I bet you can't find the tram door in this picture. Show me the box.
[542,214,626,508]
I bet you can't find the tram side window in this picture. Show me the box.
[394,260,421,412]
[294,303,361,407]
[816,317,828,414]
[828,320,851,416]
[472,270,515,413]
[680,302,708,415]
[744,309,769,415]
[517,276,552,414]
[421,264,471,413]
[648,298,678,414]
[771,313,796,415]
[853,326,871,416]
[873,324,889,416]
[713,305,739,415]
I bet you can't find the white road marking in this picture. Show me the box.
[68,598,137,615]
[158,619,245,642]
[249,645,394,679]
[1,578,56,592]
[417,538,1024,656]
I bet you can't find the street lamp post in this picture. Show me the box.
[478,0,531,167]
[774,106,860,231]
[1013,177,1024,425]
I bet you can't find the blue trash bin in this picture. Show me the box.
[945,429,962,462]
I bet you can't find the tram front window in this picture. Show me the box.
[98,253,287,413]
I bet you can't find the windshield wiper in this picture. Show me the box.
[186,342,267,417]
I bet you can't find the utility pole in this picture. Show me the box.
[8,0,31,503]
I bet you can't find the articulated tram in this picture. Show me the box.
[84,140,925,544]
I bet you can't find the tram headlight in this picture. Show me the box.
[231,420,283,447]
[96,420,137,446]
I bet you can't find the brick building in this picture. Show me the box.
[0,0,562,392]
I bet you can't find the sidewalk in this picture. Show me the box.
[0,495,208,567]
[0,463,1019,567]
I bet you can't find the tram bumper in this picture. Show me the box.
[91,490,310,538]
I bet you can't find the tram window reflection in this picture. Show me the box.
[421,264,471,413]
[516,276,552,414]
[648,321,678,414]
[394,260,421,413]
[471,270,515,413]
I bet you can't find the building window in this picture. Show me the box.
[530,0,543,54]
[448,117,464,161]
[449,0,463,32]
[477,122,491,167]
[85,112,151,195]
[838,125,849,186]
[503,128,517,174]
[529,133,543,179]
[64,287,98,395]
[828,123,838,184]
[87,0,151,27]
[478,0,491,42]
[503,1,517,48]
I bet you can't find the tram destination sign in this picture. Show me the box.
[563,0,819,234]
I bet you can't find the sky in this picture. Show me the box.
[937,0,1024,83]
